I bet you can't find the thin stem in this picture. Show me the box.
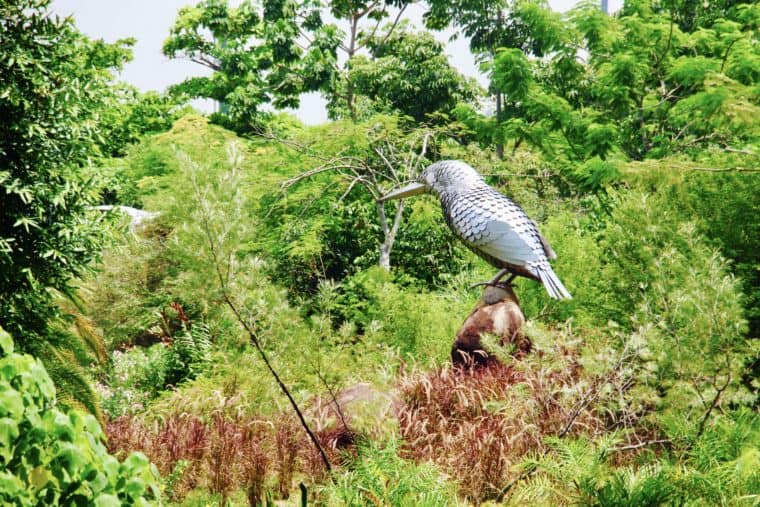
[189,157,333,475]
[696,373,731,439]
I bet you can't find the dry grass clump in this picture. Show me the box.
[397,347,609,503]
[106,397,353,505]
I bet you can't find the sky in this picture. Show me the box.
[51,0,622,124]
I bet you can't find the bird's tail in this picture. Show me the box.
[536,264,572,300]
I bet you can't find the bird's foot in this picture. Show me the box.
[469,271,516,290]
[469,280,512,290]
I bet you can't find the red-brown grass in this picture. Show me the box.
[397,356,607,503]
[106,406,348,504]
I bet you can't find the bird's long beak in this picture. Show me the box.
[378,182,428,202]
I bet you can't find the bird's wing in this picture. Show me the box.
[445,188,547,269]
[530,219,557,260]
[472,190,548,268]
[474,219,540,267]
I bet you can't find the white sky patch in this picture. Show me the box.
[51,0,623,124]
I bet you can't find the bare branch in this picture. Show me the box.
[376,4,408,50]
[376,197,390,237]
[696,374,731,438]
[337,175,367,203]
[356,4,388,53]
[373,145,397,174]
[189,55,222,71]
[280,161,366,189]
[388,199,405,241]
[313,366,352,437]
[722,147,755,155]
[356,0,381,19]
[611,439,671,453]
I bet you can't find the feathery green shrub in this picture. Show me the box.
[317,439,457,506]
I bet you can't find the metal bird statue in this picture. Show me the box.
[379,160,571,300]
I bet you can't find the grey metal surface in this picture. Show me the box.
[387,160,571,299]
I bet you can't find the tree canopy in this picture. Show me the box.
[453,0,759,164]
[0,0,131,340]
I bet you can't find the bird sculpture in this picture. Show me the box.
[379,160,571,300]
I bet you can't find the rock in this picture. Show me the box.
[89,205,159,233]
[309,383,399,439]
[452,284,530,367]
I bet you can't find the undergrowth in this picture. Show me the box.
[84,115,759,505]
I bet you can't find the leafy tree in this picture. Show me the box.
[0,0,129,411]
[270,116,469,286]
[453,0,760,165]
[314,0,417,120]
[424,0,564,56]
[163,0,342,130]
[342,28,481,123]
[166,0,477,126]
[99,87,188,158]
[423,0,567,156]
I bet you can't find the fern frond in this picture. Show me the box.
[38,343,105,427]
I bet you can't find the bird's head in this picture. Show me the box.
[379,160,484,202]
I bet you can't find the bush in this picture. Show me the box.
[317,439,457,506]
[325,266,470,359]
[98,323,212,418]
[510,409,760,505]
[0,327,160,505]
[98,344,169,418]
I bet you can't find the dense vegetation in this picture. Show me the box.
[1,0,757,505]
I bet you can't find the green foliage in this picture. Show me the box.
[99,88,189,159]
[164,323,212,387]
[492,48,532,100]
[453,0,759,165]
[510,410,759,505]
[337,28,481,123]
[81,55,757,507]
[679,168,760,337]
[318,439,457,506]
[0,0,149,423]
[424,0,560,56]
[322,266,470,358]
[0,0,122,340]
[517,184,755,416]
[258,116,471,292]
[98,323,209,418]
[163,0,341,130]
[0,327,160,505]
[98,345,169,418]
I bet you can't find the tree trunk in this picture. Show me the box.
[345,14,359,121]
[495,92,504,159]
[376,200,405,271]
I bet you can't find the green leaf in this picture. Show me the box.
[93,494,121,507]
[0,330,12,355]
[0,389,24,420]
[0,418,19,462]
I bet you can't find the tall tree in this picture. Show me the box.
[337,28,481,122]
[164,0,446,127]
[163,0,337,130]
[453,0,759,164]
[0,0,130,414]
[423,0,564,156]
